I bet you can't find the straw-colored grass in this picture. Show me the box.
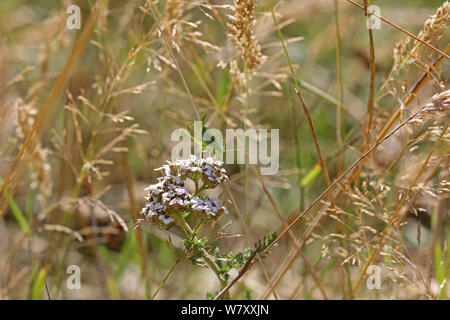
[0,0,448,300]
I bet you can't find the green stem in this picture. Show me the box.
[174,214,230,298]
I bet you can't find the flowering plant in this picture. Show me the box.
[141,156,229,228]
[139,155,276,299]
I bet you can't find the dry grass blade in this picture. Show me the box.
[352,117,450,295]
[262,105,432,257]
[42,224,84,242]
[0,1,103,204]
[249,164,328,299]
[145,0,200,119]
[345,0,450,60]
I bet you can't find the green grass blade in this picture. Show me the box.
[4,189,31,237]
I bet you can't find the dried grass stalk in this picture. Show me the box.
[227,0,266,95]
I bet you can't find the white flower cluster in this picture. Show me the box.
[141,156,229,228]
[191,197,228,217]
[158,156,228,188]
[141,175,190,226]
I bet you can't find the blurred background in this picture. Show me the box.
[0,0,448,299]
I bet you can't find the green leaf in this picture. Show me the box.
[4,189,31,237]
[30,265,49,300]
[216,68,230,107]
[301,164,322,187]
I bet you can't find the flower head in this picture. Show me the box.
[141,175,191,226]
[191,196,229,218]
[142,155,229,228]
